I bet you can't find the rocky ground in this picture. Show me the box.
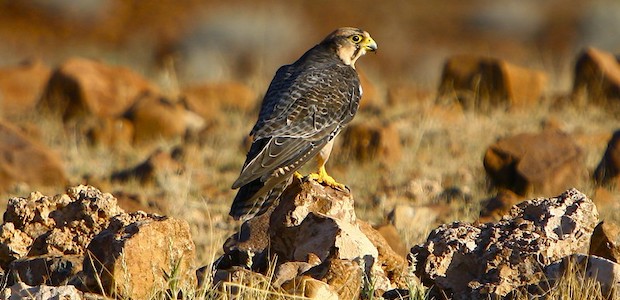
[0,1,620,299]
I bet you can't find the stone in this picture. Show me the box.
[0,120,68,193]
[0,59,51,117]
[541,254,620,299]
[387,204,440,234]
[411,188,599,299]
[7,254,82,286]
[82,212,196,299]
[39,57,157,121]
[85,117,134,148]
[478,189,523,223]
[590,221,620,263]
[337,121,402,166]
[124,93,203,144]
[282,275,339,300]
[358,221,408,288]
[0,185,123,267]
[483,130,584,197]
[110,148,183,185]
[1,282,83,300]
[593,129,620,186]
[374,224,408,259]
[437,55,548,111]
[181,81,258,121]
[217,177,400,299]
[572,47,620,106]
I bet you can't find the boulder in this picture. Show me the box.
[374,224,408,259]
[572,47,620,106]
[590,221,620,263]
[85,117,134,148]
[217,177,405,299]
[0,185,123,268]
[82,212,196,299]
[39,57,157,121]
[593,129,620,186]
[0,59,51,117]
[478,189,523,223]
[181,81,258,121]
[483,130,584,197]
[411,188,599,299]
[110,148,183,185]
[540,254,620,299]
[437,55,547,111]
[0,120,67,193]
[337,121,402,166]
[124,93,204,144]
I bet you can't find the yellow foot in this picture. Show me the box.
[307,166,348,191]
[293,171,304,180]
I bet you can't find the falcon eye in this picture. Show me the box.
[350,35,362,43]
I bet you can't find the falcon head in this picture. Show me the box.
[320,27,378,68]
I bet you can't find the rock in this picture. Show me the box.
[85,117,134,148]
[437,55,547,111]
[590,221,620,263]
[374,224,408,259]
[7,255,82,286]
[282,275,339,300]
[478,189,523,223]
[593,129,620,186]
[483,130,584,197]
[358,221,408,288]
[217,178,404,299]
[0,120,68,193]
[124,93,203,144]
[411,188,599,299]
[1,282,83,300]
[0,185,123,267]
[110,148,183,185]
[541,254,620,299]
[39,57,157,121]
[0,59,51,117]
[387,204,441,235]
[572,47,620,106]
[336,121,402,166]
[181,81,258,122]
[82,212,196,299]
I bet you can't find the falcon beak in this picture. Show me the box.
[363,37,378,52]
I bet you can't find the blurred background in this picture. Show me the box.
[2,0,620,90]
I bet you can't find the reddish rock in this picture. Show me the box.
[83,212,196,299]
[0,120,67,193]
[374,223,408,259]
[483,130,584,197]
[85,117,134,148]
[39,57,157,121]
[125,94,201,144]
[181,81,258,122]
[593,130,620,186]
[7,254,82,286]
[572,47,620,106]
[437,55,547,111]
[337,121,402,165]
[478,189,523,223]
[590,221,620,263]
[411,188,598,299]
[0,59,51,117]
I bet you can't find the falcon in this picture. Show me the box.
[230,27,378,220]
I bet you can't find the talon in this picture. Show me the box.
[293,171,304,180]
[307,166,347,190]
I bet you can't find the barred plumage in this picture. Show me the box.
[230,27,377,221]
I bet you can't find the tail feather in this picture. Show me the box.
[229,176,292,221]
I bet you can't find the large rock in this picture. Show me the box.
[593,129,620,186]
[572,47,620,106]
[437,55,548,111]
[39,57,157,121]
[590,221,620,263]
[483,130,584,197]
[0,185,122,268]
[82,212,196,299]
[411,188,599,299]
[336,121,402,166]
[0,120,68,193]
[218,177,405,299]
[0,59,51,117]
